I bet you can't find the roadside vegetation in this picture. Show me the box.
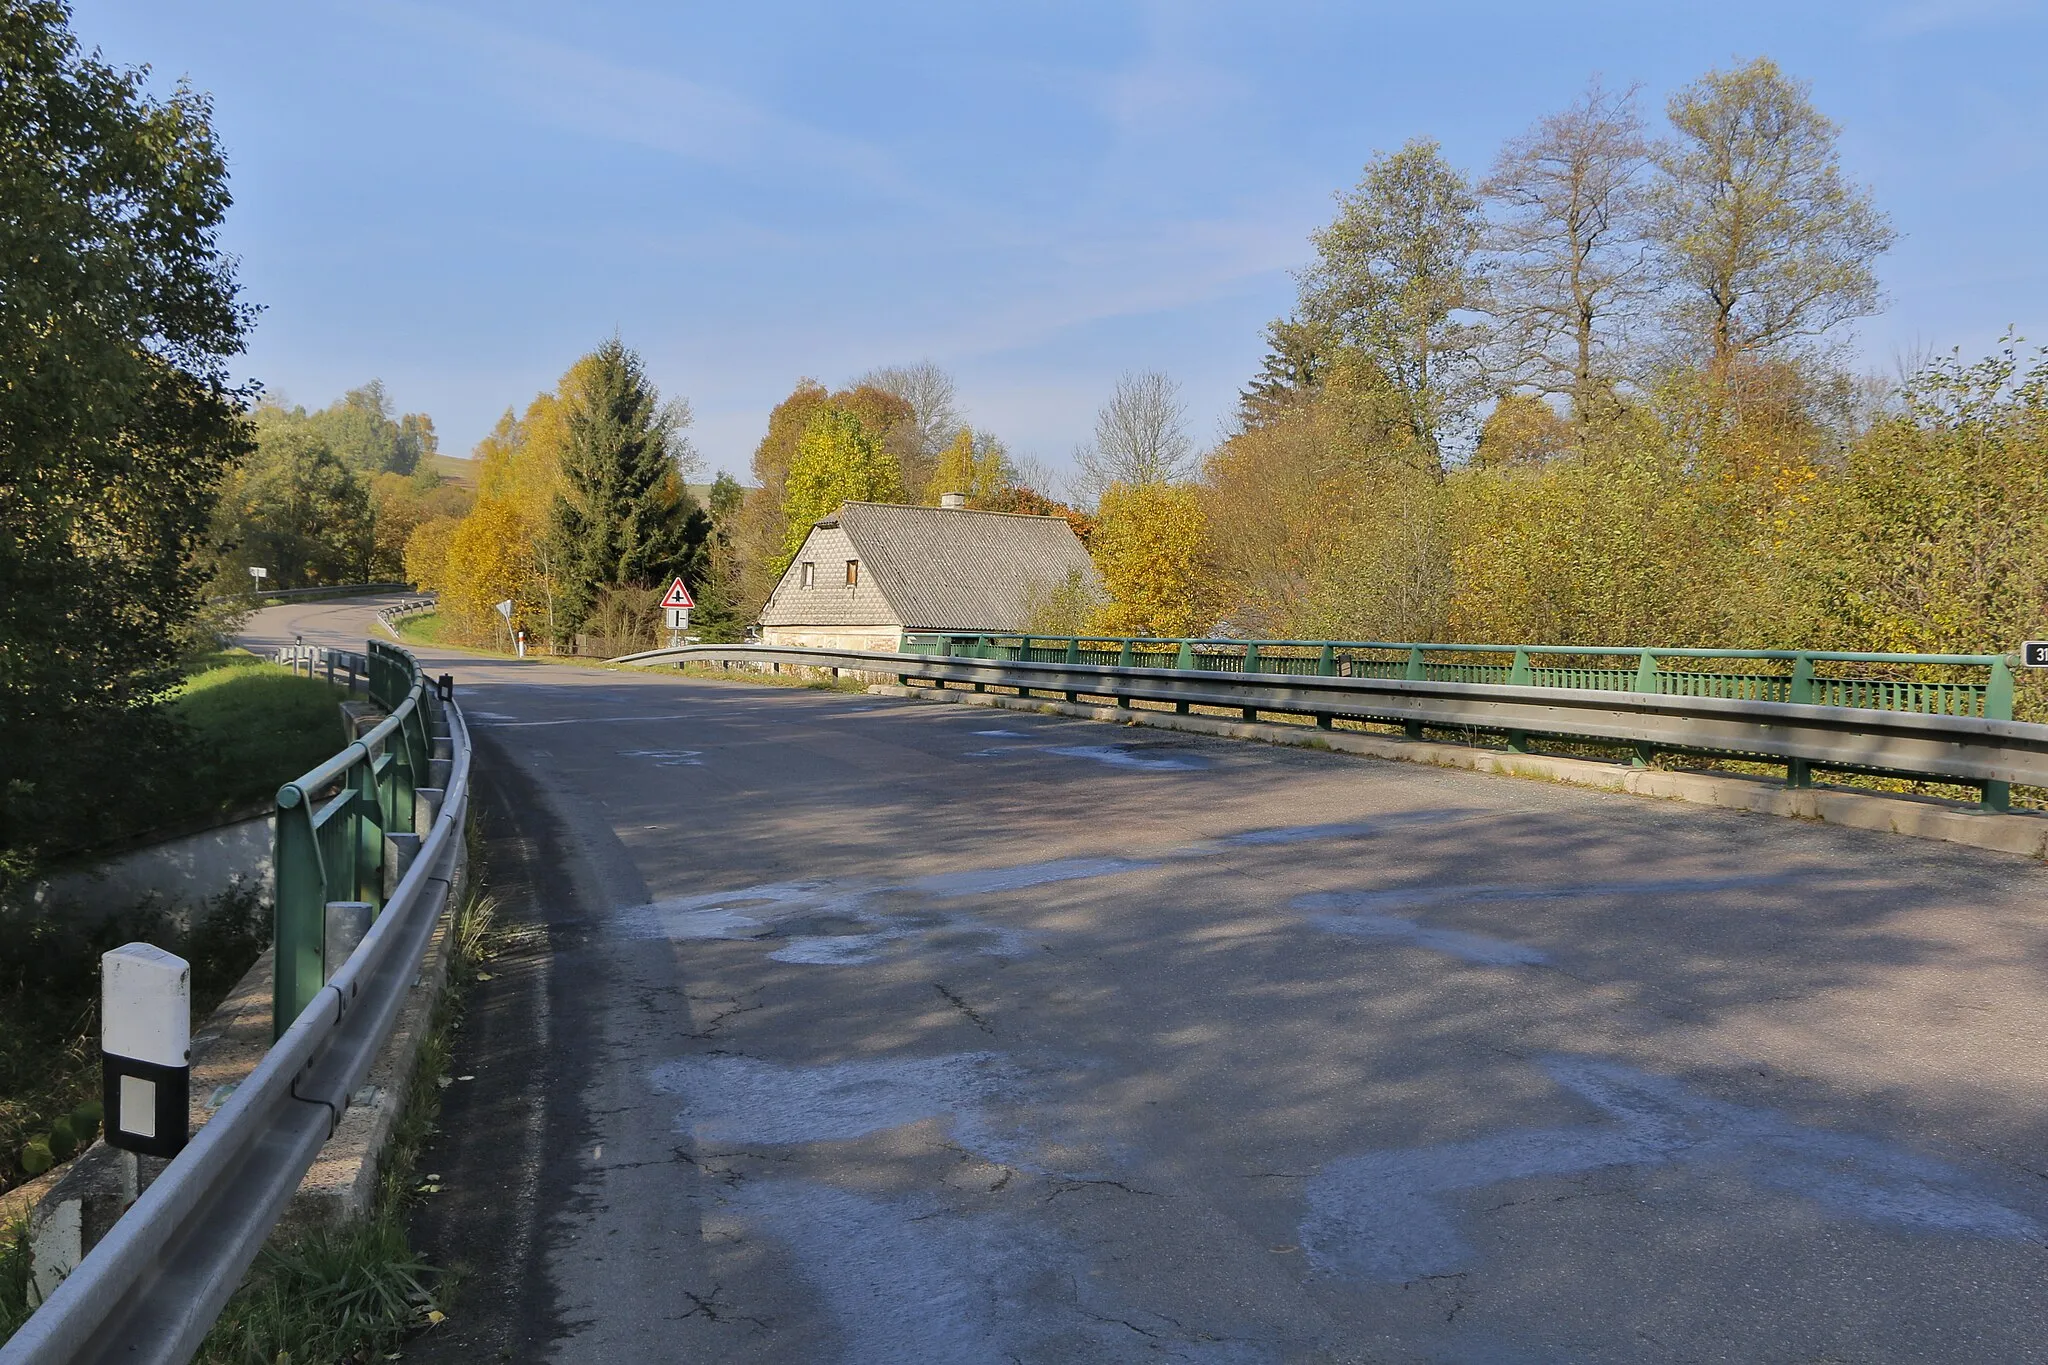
[0,641,347,1203]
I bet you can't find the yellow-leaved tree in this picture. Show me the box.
[779,408,903,567]
[1089,482,1213,638]
[430,355,601,644]
[923,427,1013,505]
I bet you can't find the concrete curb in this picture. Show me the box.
[868,685,2048,861]
[25,838,470,1301]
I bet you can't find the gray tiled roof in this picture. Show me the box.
[758,502,1098,631]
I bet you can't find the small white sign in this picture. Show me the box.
[665,606,691,631]
[495,599,514,621]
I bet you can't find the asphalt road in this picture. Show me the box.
[244,600,2048,1364]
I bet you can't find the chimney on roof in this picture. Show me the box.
[939,492,968,509]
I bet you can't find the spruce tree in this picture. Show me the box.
[546,339,710,639]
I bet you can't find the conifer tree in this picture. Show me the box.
[546,339,710,639]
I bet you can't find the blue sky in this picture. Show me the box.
[69,0,2048,486]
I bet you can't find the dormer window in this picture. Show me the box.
[800,561,815,588]
[845,559,859,587]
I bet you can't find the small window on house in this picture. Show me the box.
[845,559,859,587]
[800,561,815,588]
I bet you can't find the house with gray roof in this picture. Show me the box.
[758,498,1099,651]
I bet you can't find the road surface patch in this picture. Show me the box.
[719,1181,1276,1364]
[653,1050,1021,1148]
[1300,1054,2042,1283]
[618,747,702,766]
[1299,907,1548,966]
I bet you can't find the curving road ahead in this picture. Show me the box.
[242,598,2048,1365]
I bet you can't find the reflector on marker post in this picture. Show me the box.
[101,943,191,1159]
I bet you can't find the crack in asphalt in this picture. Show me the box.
[679,1285,772,1331]
[932,980,997,1034]
[1043,1177,1161,1201]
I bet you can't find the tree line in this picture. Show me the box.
[1076,58,2048,683]
[412,352,1096,653]
[204,382,471,589]
[418,49,2046,680]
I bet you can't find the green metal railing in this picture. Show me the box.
[270,639,439,1039]
[901,632,2019,809]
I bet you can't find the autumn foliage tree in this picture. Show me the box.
[779,408,903,567]
[1088,482,1213,638]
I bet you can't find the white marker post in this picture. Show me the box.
[101,944,191,1161]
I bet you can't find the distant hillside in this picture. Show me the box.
[428,453,478,489]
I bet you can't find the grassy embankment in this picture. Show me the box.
[0,652,349,1205]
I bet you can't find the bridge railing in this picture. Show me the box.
[899,633,2015,725]
[272,639,438,1038]
[620,640,2043,813]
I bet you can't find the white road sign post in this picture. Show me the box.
[660,577,695,649]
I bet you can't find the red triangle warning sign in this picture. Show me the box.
[660,577,696,609]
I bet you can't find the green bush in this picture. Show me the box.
[17,1142,51,1178]
[70,1102,102,1141]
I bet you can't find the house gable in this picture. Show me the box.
[757,521,903,628]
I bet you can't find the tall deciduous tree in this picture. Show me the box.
[209,427,372,587]
[857,360,959,493]
[734,379,914,616]
[1088,482,1213,639]
[1649,58,1894,379]
[1482,80,1654,427]
[1299,139,1488,465]
[546,339,710,638]
[1074,371,1193,504]
[780,409,903,565]
[1,1,254,882]
[924,427,1015,505]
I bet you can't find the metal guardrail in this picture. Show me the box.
[0,642,471,1365]
[375,595,436,640]
[616,643,2048,811]
[209,581,413,606]
[273,643,368,693]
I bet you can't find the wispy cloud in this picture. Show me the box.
[371,2,921,202]
[1090,4,1250,143]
